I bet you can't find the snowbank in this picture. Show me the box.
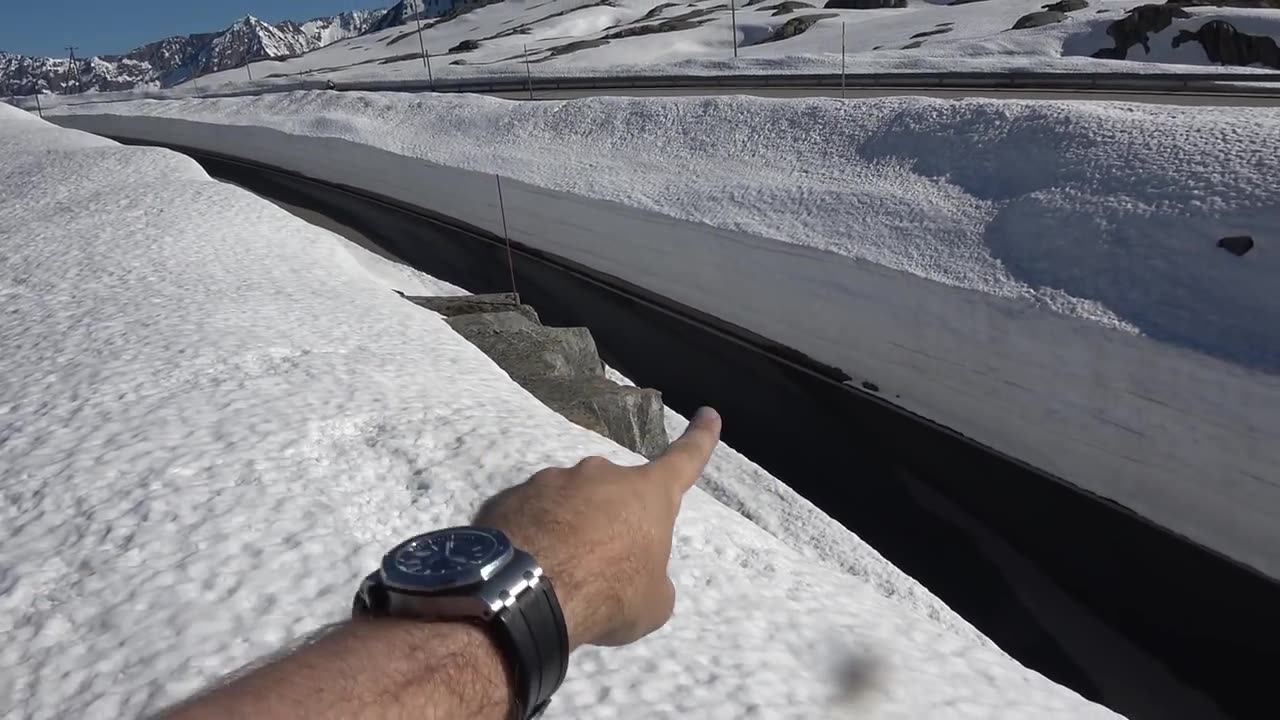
[47,91,1280,582]
[1,104,1118,719]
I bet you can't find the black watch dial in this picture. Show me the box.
[380,527,514,592]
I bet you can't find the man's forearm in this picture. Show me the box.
[164,619,512,720]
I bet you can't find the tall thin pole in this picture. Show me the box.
[426,50,435,90]
[246,59,254,82]
[731,0,738,58]
[414,0,429,70]
[523,44,533,100]
[841,22,846,99]
[34,93,43,118]
[495,174,520,302]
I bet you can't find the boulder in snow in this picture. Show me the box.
[1042,0,1089,11]
[1011,11,1068,29]
[405,292,541,324]
[1091,4,1192,58]
[824,0,907,8]
[1217,235,1256,256]
[448,39,481,54]
[1173,20,1280,68]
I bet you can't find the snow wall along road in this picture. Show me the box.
[46,111,1280,584]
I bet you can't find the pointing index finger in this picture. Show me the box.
[646,406,722,494]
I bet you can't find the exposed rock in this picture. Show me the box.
[404,293,541,324]
[1169,0,1280,7]
[824,0,907,8]
[1012,10,1067,29]
[1217,235,1255,256]
[424,296,669,458]
[448,39,481,54]
[446,312,604,379]
[1042,0,1089,10]
[903,39,927,48]
[861,380,881,392]
[450,58,469,65]
[637,2,681,20]
[757,13,839,43]
[1090,4,1191,58]
[760,1,815,14]
[948,0,990,5]
[1173,20,1280,67]
[910,27,954,38]
[524,376,668,458]
[540,38,612,59]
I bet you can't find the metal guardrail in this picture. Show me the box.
[17,70,1280,111]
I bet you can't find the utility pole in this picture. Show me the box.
[246,58,254,82]
[523,44,533,100]
[412,1,435,89]
[841,22,846,99]
[34,92,44,118]
[730,0,738,58]
[65,46,80,94]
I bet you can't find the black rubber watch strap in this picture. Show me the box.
[493,578,569,719]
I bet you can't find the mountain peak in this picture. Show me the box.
[2,7,386,96]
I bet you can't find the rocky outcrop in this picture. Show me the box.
[407,293,669,458]
[1169,0,1280,7]
[758,13,839,42]
[448,39,482,53]
[1173,20,1280,67]
[1011,10,1068,29]
[1217,235,1255,256]
[1042,0,1089,11]
[824,0,907,8]
[760,1,816,14]
[1090,4,1191,58]
[910,27,954,38]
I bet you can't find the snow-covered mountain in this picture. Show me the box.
[1,9,384,96]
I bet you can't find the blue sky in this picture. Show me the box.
[0,1,384,58]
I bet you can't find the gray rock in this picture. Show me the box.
[1217,235,1255,256]
[902,39,926,48]
[1173,20,1280,68]
[759,1,815,14]
[449,58,469,65]
[404,293,540,324]
[448,39,481,53]
[446,312,605,379]
[1042,0,1088,11]
[1012,10,1067,29]
[525,376,668,458]
[910,27,953,38]
[824,0,906,8]
[1090,4,1191,58]
[759,13,838,43]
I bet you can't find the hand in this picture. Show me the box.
[475,407,722,649]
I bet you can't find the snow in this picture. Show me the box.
[14,0,1279,108]
[180,0,1280,86]
[46,90,1280,582]
[1,103,1120,719]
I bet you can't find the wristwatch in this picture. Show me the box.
[352,526,570,719]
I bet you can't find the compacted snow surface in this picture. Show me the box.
[0,105,1117,718]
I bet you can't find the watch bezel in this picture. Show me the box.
[380,526,515,593]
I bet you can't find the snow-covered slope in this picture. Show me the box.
[48,91,1280,581]
[178,0,1280,93]
[0,102,1115,719]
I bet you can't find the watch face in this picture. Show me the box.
[380,527,513,592]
